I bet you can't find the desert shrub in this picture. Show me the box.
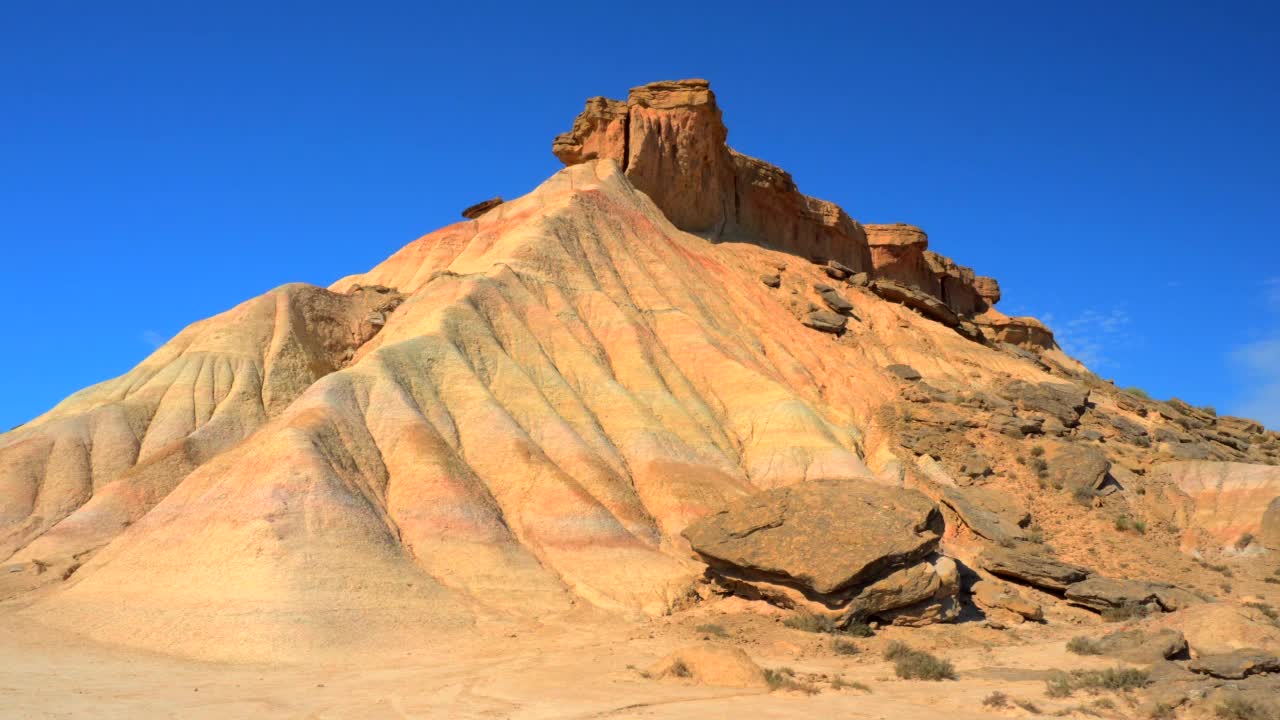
[1264,577,1280,585]
[883,642,956,681]
[1016,699,1042,713]
[1235,533,1255,549]
[1215,696,1270,720]
[1114,515,1147,534]
[1072,666,1149,691]
[983,691,1010,708]
[831,676,870,692]
[832,638,859,656]
[1073,486,1096,506]
[1046,667,1148,697]
[1092,698,1115,710]
[1027,526,1046,544]
[670,659,691,678]
[1195,559,1233,576]
[1066,636,1103,655]
[1123,387,1151,400]
[1101,602,1150,622]
[1031,445,1046,457]
[695,623,728,638]
[844,621,874,637]
[782,611,838,634]
[1046,671,1074,698]
[1149,702,1176,719]
[764,667,818,694]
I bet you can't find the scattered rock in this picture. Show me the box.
[813,283,855,314]
[760,273,781,288]
[802,310,847,335]
[460,196,504,219]
[824,260,854,280]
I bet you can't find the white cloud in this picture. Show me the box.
[1230,337,1280,430]
[1266,277,1280,312]
[1042,307,1132,369]
[140,330,167,349]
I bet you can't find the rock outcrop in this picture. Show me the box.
[552,79,1011,330]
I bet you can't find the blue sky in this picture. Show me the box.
[2,1,1277,430]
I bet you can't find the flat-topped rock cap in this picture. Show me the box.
[681,478,941,595]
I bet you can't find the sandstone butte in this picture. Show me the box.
[2,79,1280,718]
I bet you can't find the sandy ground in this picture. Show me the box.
[0,599,1151,720]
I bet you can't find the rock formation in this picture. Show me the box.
[0,79,1277,668]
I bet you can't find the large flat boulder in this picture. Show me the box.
[1063,577,1199,613]
[682,479,941,596]
[1188,649,1280,680]
[938,485,1030,544]
[979,546,1091,591]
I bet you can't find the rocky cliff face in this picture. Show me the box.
[553,79,1007,332]
[1,79,1277,666]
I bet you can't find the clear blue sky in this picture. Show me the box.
[2,2,1278,430]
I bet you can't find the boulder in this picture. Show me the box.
[824,260,854,280]
[869,279,960,327]
[1152,603,1280,655]
[840,557,939,621]
[971,578,1043,622]
[460,196,504,219]
[938,485,1029,545]
[999,381,1088,428]
[645,643,768,688]
[682,479,942,597]
[813,283,854,314]
[1044,443,1111,492]
[802,310,847,335]
[886,364,922,381]
[1188,649,1280,680]
[988,413,1045,438]
[1063,577,1198,613]
[979,546,1090,591]
[759,273,781,288]
[1095,629,1188,663]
